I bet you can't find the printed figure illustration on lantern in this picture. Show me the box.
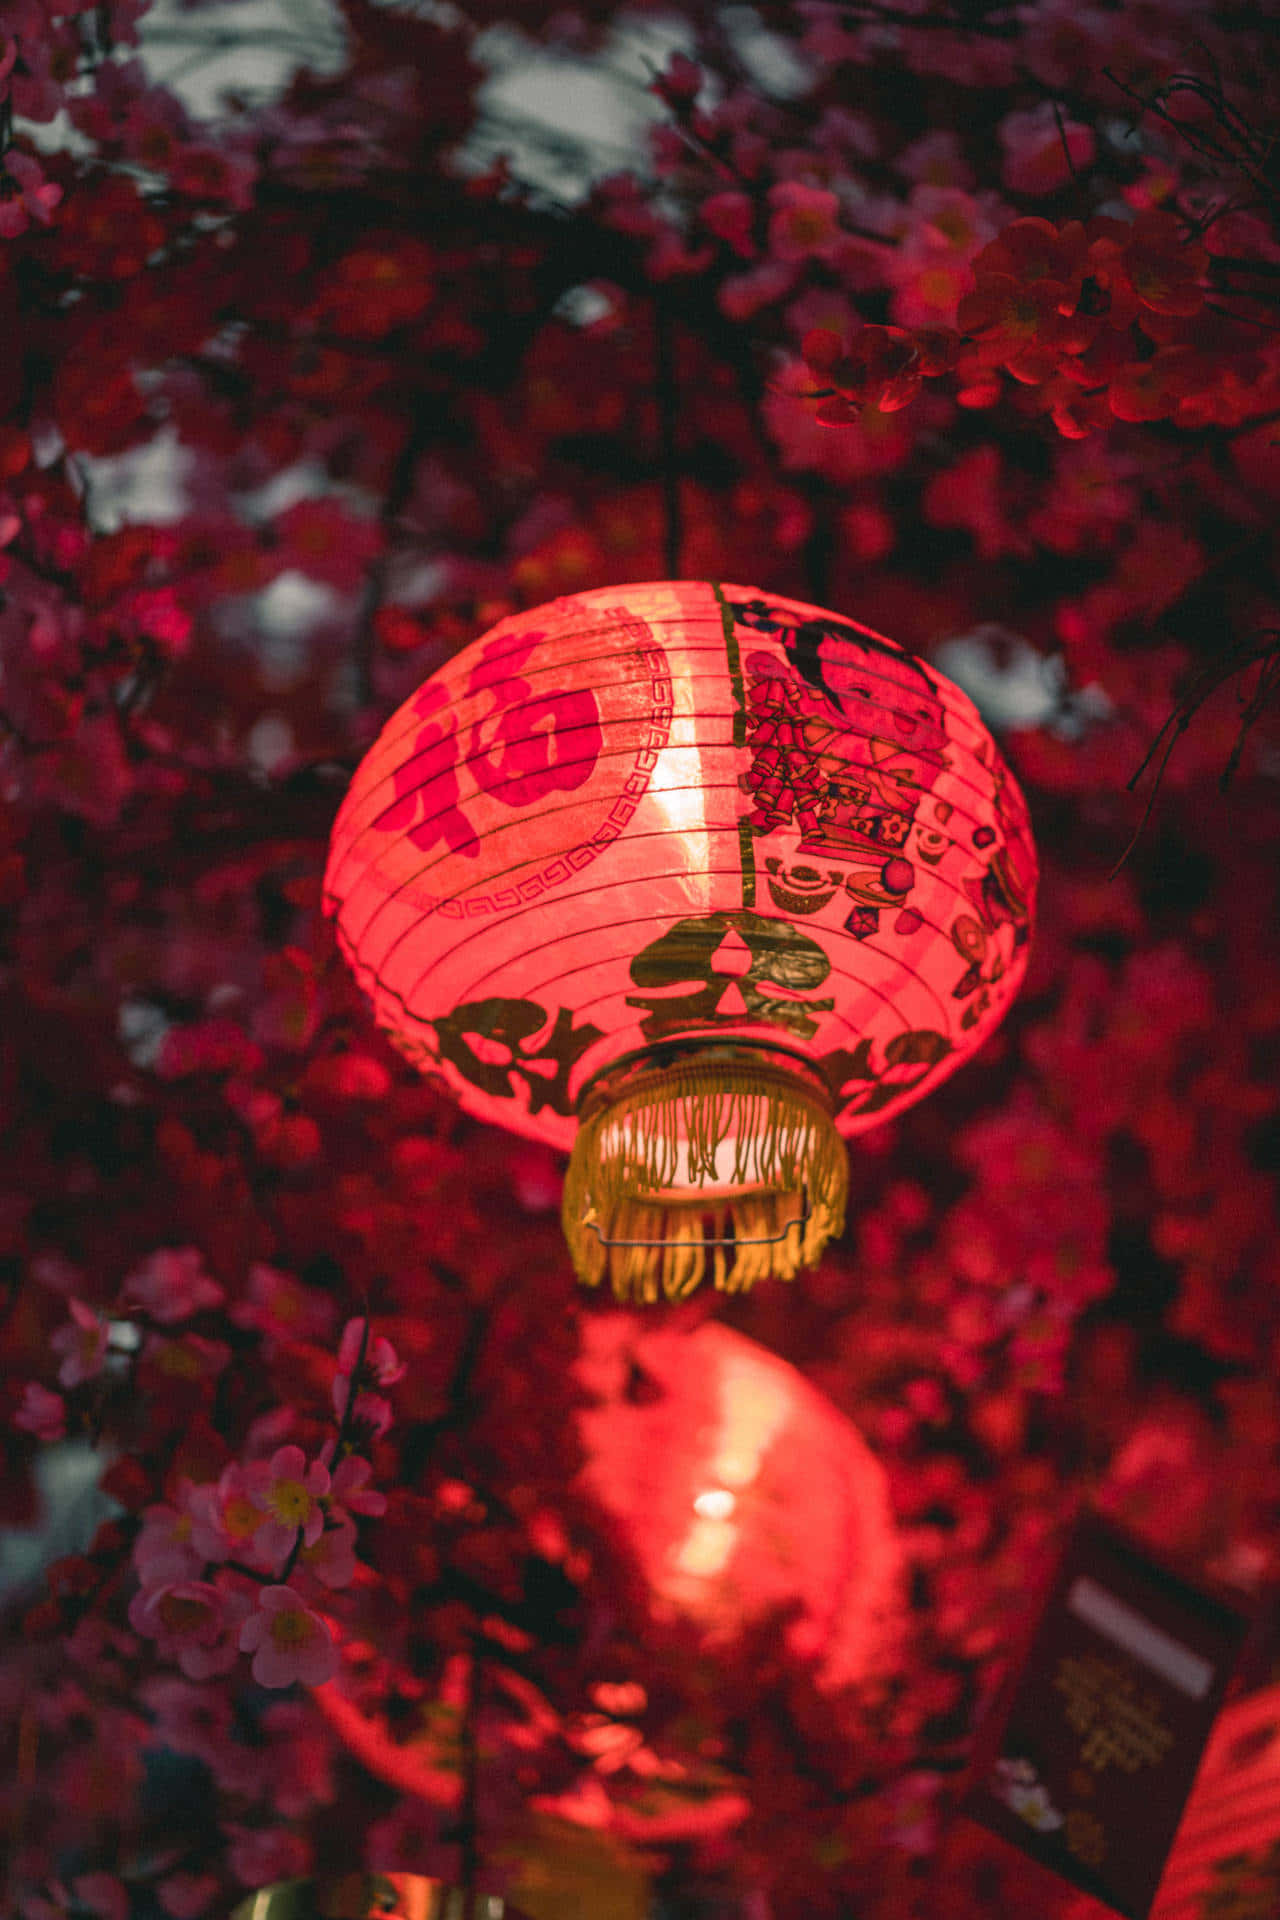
[324,582,1037,1300]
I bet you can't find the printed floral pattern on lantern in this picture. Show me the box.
[948,750,1034,1028]
[727,597,950,921]
[626,910,835,1042]
[376,628,602,858]
[818,1028,952,1120]
[432,995,604,1115]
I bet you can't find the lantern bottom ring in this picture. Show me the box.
[563,1045,848,1303]
[581,1187,812,1251]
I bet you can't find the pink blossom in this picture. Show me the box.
[231,1261,337,1345]
[167,141,259,212]
[225,1824,312,1889]
[50,1298,110,1389]
[326,1452,387,1518]
[272,497,384,593]
[242,1404,296,1460]
[253,1444,329,1562]
[700,191,756,259]
[0,149,63,238]
[336,1316,405,1385]
[29,1252,82,1297]
[155,1017,263,1080]
[507,1138,564,1213]
[119,1247,225,1323]
[999,102,1095,198]
[887,184,1002,328]
[296,1514,358,1589]
[238,1585,339,1687]
[157,1874,219,1920]
[116,586,193,658]
[52,1704,148,1823]
[761,357,922,482]
[644,225,715,281]
[64,52,149,142]
[767,180,842,262]
[257,1698,337,1814]
[70,1876,128,1920]
[133,1497,205,1588]
[331,1319,401,1431]
[18,1894,69,1920]
[186,1462,270,1565]
[650,50,702,107]
[121,86,193,174]
[104,0,150,48]
[899,129,974,189]
[139,1673,234,1769]
[14,1381,66,1440]
[718,258,797,321]
[331,1378,393,1436]
[127,1578,248,1680]
[7,18,78,121]
[140,1332,231,1387]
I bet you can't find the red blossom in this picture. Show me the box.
[768,181,842,262]
[803,323,928,416]
[0,147,62,235]
[51,174,166,279]
[999,103,1095,197]
[1121,208,1210,318]
[271,497,385,592]
[312,238,435,339]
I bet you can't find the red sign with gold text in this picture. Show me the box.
[963,1519,1250,1919]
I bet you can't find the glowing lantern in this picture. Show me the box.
[325,582,1036,1299]
[574,1317,900,1690]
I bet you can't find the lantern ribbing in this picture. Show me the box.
[324,580,1037,1299]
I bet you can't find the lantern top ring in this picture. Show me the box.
[574,1038,835,1127]
[572,1035,833,1121]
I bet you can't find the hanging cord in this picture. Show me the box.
[655,290,683,578]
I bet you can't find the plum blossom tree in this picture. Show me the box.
[2,0,1280,1917]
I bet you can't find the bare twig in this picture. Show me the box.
[1112,627,1280,875]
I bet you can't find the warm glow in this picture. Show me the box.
[575,1318,901,1690]
[669,1347,794,1585]
[324,581,1038,1166]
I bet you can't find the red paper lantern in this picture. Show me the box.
[324,582,1036,1299]
[574,1317,900,1691]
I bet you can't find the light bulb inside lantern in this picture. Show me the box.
[693,1489,736,1520]
[575,1319,901,1690]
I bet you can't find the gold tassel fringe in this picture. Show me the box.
[563,1054,847,1303]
